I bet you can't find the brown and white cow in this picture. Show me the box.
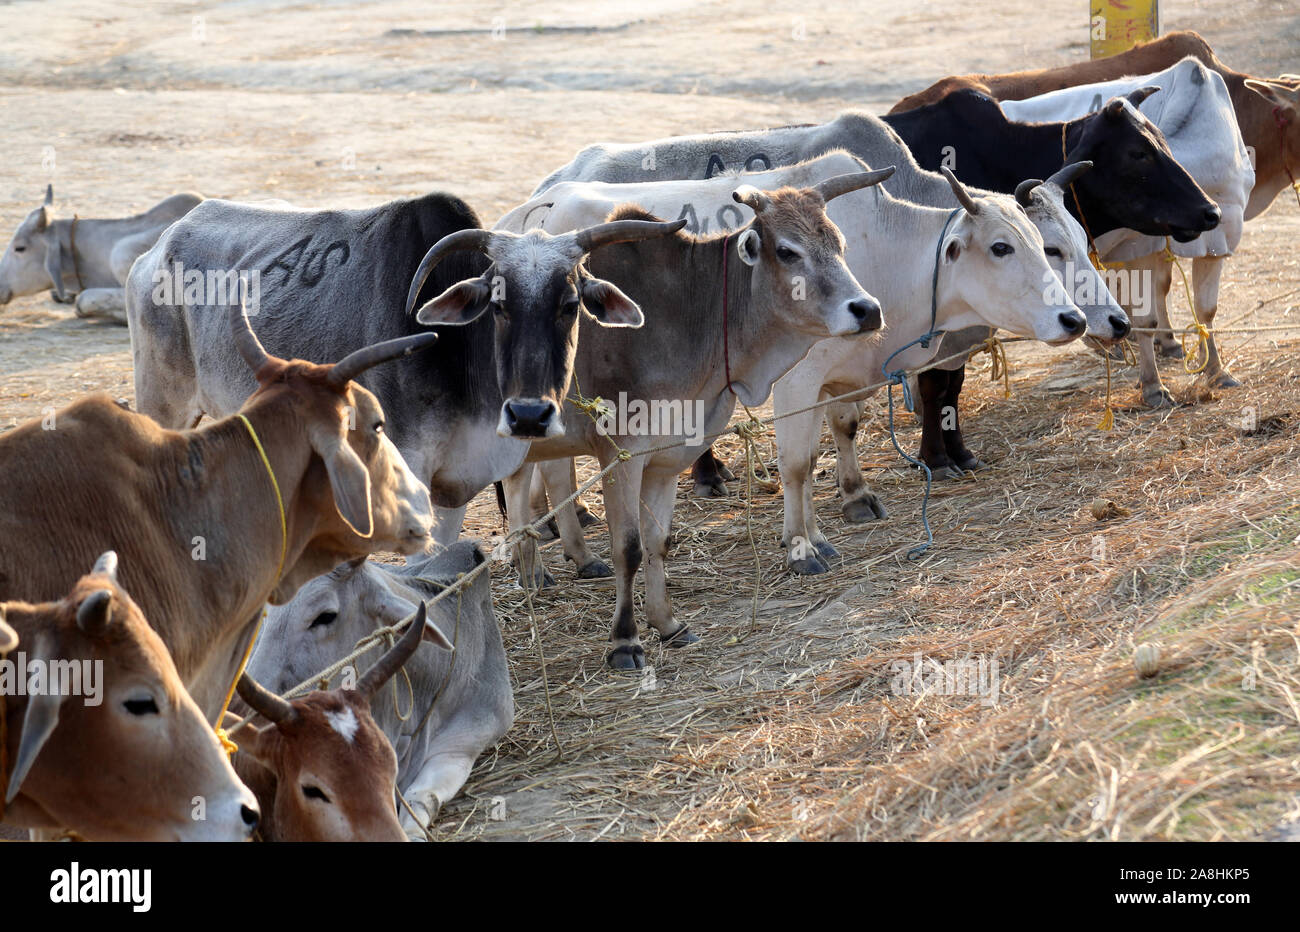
[0,295,436,720]
[2,552,259,841]
[226,601,436,842]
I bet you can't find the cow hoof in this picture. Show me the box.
[1142,385,1177,409]
[814,540,839,561]
[1209,371,1241,389]
[1157,340,1185,360]
[607,644,645,670]
[842,496,886,524]
[692,477,729,498]
[534,518,560,542]
[789,555,829,576]
[951,453,985,472]
[577,508,601,529]
[660,625,698,648]
[520,566,556,590]
[931,464,966,481]
[576,558,613,579]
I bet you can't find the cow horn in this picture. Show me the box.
[326,332,440,388]
[236,672,299,726]
[813,166,896,203]
[1014,178,1043,207]
[572,217,687,255]
[941,167,980,216]
[404,228,494,316]
[1128,85,1161,106]
[91,550,119,583]
[0,609,16,655]
[230,281,271,374]
[732,185,774,214]
[44,184,53,206]
[1045,160,1093,190]
[7,682,61,805]
[356,601,427,703]
[76,589,114,638]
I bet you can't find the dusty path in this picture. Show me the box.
[1,0,1297,841]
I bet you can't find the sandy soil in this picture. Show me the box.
[1,0,1298,841]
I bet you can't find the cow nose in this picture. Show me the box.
[1203,205,1221,229]
[848,298,882,332]
[1109,314,1131,339]
[504,400,556,438]
[240,804,260,832]
[1058,311,1086,336]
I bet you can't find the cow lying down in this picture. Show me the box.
[0,185,201,323]
[238,541,512,841]
[2,552,259,841]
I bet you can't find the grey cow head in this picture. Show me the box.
[0,185,68,305]
[405,218,685,439]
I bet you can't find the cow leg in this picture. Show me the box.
[431,504,468,549]
[73,287,128,324]
[571,459,600,528]
[505,465,554,589]
[916,369,961,478]
[939,365,984,472]
[1129,255,1176,408]
[825,400,886,524]
[538,457,611,579]
[527,462,560,541]
[689,447,733,498]
[775,398,831,575]
[601,453,648,669]
[641,469,697,649]
[398,749,478,840]
[1152,267,1184,359]
[1191,256,1237,389]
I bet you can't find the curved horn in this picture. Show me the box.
[91,550,118,583]
[356,601,427,702]
[732,185,774,215]
[1045,159,1093,190]
[572,217,687,255]
[0,609,16,655]
[1014,178,1044,207]
[1128,85,1161,107]
[941,166,980,216]
[76,589,113,638]
[44,184,53,206]
[230,280,271,374]
[404,228,494,316]
[236,672,299,726]
[813,166,896,203]
[326,332,439,388]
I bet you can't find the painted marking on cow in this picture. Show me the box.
[263,236,351,287]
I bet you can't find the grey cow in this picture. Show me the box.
[245,541,512,840]
[0,185,201,323]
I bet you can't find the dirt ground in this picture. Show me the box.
[2,0,1298,841]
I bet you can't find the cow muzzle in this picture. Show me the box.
[830,296,884,337]
[499,399,563,439]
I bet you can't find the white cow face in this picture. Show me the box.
[0,188,58,304]
[940,185,1087,345]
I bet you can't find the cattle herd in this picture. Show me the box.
[0,30,1297,842]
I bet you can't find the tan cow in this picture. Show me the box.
[226,601,434,841]
[0,294,436,720]
[890,31,1298,220]
[1,552,259,841]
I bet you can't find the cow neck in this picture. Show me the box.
[708,232,772,406]
[881,206,961,387]
[1273,107,1300,209]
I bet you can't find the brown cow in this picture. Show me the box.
[890,31,1299,219]
[225,601,434,841]
[0,295,436,721]
[2,552,259,841]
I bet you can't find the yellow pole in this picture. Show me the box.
[1090,0,1159,60]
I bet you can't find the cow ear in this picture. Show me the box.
[1245,78,1298,113]
[736,228,762,267]
[310,425,374,539]
[224,714,278,767]
[6,635,65,805]
[942,231,967,263]
[423,616,454,651]
[415,278,493,326]
[580,277,644,327]
[0,608,16,654]
[43,238,69,302]
[1103,96,1129,120]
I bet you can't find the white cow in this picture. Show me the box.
[244,541,513,840]
[498,150,1094,574]
[1001,57,1255,406]
[0,185,202,323]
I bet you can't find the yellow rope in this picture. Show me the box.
[1162,238,1210,375]
[1098,352,1115,432]
[215,414,288,755]
[973,335,1011,398]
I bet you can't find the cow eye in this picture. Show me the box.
[12,244,25,253]
[373,420,384,434]
[1130,150,1149,161]
[302,784,331,804]
[309,611,338,629]
[775,245,800,263]
[991,242,1014,257]
[124,696,160,716]
[560,295,580,315]
[1043,246,1062,258]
